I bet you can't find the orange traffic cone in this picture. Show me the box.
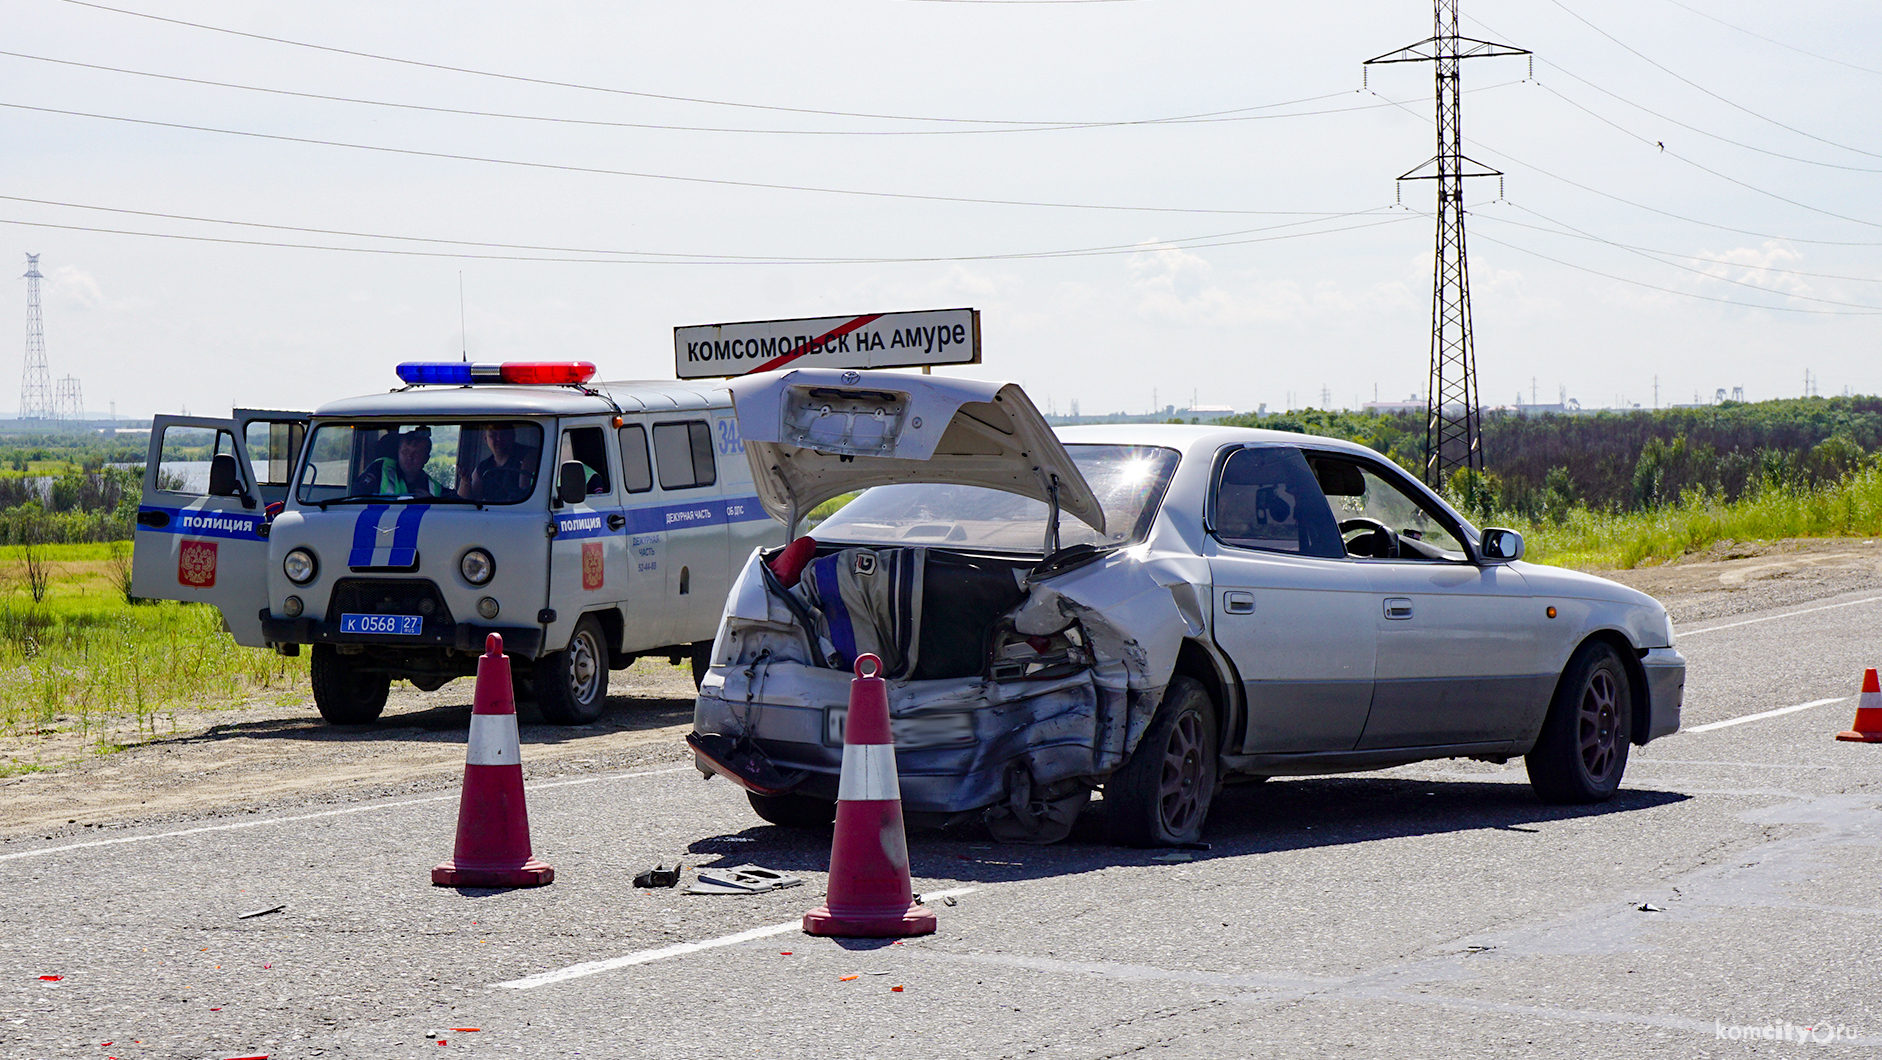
[803,654,936,938]
[432,634,554,887]
[1836,668,1882,743]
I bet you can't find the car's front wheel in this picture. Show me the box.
[1106,676,1219,846]
[746,790,836,829]
[1526,641,1633,803]
[536,616,608,725]
[310,645,389,726]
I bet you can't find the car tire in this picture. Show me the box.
[310,645,389,726]
[690,640,713,690]
[536,615,608,725]
[745,790,836,829]
[1526,641,1633,804]
[1106,676,1219,847]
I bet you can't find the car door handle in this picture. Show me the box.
[1384,597,1413,620]
[1222,591,1255,615]
[136,509,170,529]
[607,513,626,531]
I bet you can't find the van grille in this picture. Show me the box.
[327,578,455,628]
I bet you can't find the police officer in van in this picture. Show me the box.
[358,429,445,497]
[458,423,538,502]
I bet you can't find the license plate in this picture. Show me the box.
[824,707,974,749]
[339,612,423,636]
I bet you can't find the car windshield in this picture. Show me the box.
[295,421,545,505]
[812,444,1180,553]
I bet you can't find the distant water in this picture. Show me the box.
[108,461,212,494]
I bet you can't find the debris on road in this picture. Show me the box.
[686,864,803,894]
[237,904,287,920]
[633,863,683,889]
[1638,902,1663,912]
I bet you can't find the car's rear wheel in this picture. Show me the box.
[536,616,608,725]
[1106,676,1218,846]
[1526,641,1633,803]
[746,790,836,829]
[310,645,389,726]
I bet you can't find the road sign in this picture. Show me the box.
[675,308,980,379]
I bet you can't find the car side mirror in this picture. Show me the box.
[557,461,587,506]
[1481,527,1524,561]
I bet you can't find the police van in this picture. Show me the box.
[130,361,782,725]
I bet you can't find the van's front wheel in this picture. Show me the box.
[310,645,389,725]
[537,616,608,725]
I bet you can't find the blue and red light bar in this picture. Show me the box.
[396,361,597,386]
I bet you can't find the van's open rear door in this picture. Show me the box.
[131,415,278,646]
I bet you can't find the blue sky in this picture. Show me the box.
[4,0,1878,418]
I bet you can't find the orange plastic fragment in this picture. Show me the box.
[450,1028,481,1032]
[838,975,859,982]
[38,975,62,981]
[891,985,905,992]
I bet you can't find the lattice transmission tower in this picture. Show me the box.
[55,376,84,422]
[1366,1,1528,487]
[20,253,54,421]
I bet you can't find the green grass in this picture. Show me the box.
[1503,465,1882,569]
[0,543,308,746]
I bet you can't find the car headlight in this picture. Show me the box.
[460,548,495,586]
[283,548,318,585]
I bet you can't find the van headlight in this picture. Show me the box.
[283,548,318,585]
[460,548,495,586]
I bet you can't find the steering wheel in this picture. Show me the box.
[1339,517,1401,559]
[481,465,528,501]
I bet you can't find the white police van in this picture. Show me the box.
[130,361,781,725]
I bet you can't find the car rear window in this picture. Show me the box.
[812,444,1179,554]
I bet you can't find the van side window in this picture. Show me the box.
[653,421,717,490]
[157,425,237,495]
[618,425,653,494]
[243,421,305,487]
[560,427,612,494]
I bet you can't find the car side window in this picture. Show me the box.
[156,425,238,495]
[559,426,612,495]
[653,420,716,491]
[1308,455,1469,561]
[618,424,653,494]
[1211,446,1344,559]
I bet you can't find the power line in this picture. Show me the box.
[0,100,1316,216]
[1492,204,1882,285]
[1544,0,1882,161]
[1657,0,1882,78]
[1475,207,1882,310]
[0,210,1413,265]
[1366,89,1882,247]
[53,0,1243,128]
[1529,82,1882,229]
[0,191,1393,260]
[0,51,1448,137]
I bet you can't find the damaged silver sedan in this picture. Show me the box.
[690,369,1685,845]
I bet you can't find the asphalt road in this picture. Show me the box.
[4,590,1881,1059]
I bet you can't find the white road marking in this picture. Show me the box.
[493,886,980,990]
[1681,697,1847,734]
[1677,595,1882,637]
[0,765,694,862]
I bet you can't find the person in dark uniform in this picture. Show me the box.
[458,423,537,501]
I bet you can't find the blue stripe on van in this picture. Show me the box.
[133,505,266,541]
[387,504,428,567]
[347,505,392,567]
[552,495,769,539]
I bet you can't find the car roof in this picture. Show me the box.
[312,379,729,418]
[1053,422,1385,461]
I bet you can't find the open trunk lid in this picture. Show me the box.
[727,368,1104,534]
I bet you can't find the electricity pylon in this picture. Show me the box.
[20,254,53,421]
[1366,1,1528,487]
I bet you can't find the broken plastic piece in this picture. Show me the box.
[943,897,958,907]
[839,975,859,982]
[37,975,61,981]
[891,985,905,992]
[633,864,682,889]
[1637,902,1663,912]
[451,1028,480,1033]
[237,904,286,920]
[686,732,809,796]
[686,864,805,895]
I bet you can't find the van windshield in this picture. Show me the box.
[295,421,545,506]
[811,444,1180,554]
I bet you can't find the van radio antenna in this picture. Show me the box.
[458,272,468,362]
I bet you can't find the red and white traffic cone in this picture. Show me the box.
[803,653,936,938]
[1836,667,1882,743]
[432,633,554,887]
